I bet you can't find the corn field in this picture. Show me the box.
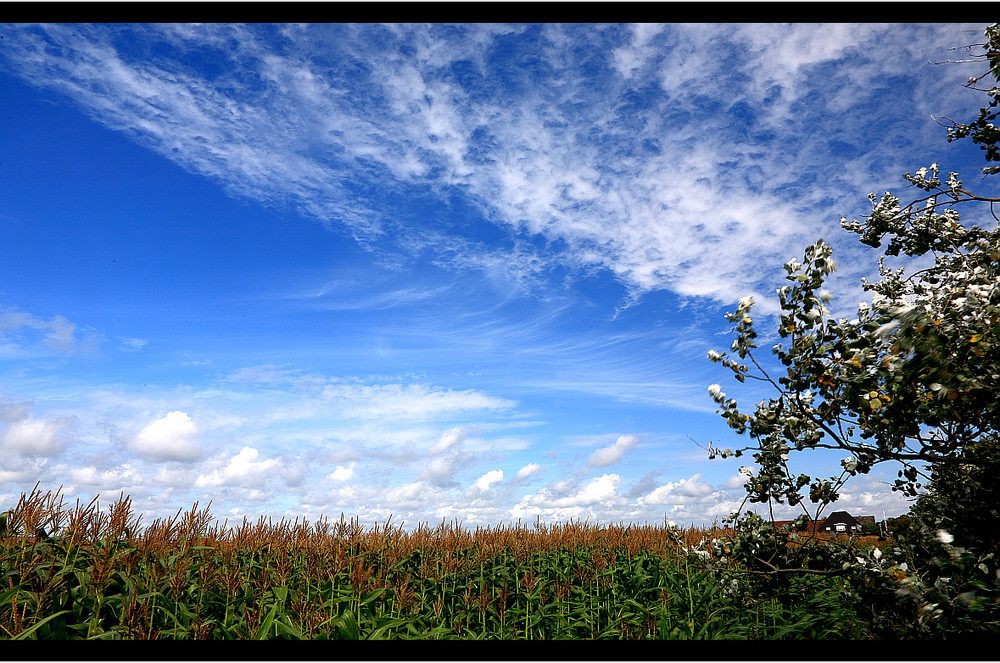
[0,485,867,640]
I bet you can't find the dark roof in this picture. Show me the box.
[822,511,861,527]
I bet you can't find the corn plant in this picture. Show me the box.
[1,485,876,640]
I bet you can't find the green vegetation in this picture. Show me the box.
[704,24,1000,638]
[1,485,875,640]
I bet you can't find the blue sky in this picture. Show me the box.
[1,22,995,530]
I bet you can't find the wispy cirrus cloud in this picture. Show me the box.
[0,308,102,357]
[3,23,985,313]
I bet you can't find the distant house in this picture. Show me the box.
[771,512,878,536]
[822,511,869,536]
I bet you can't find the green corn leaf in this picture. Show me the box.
[333,609,361,640]
[12,610,72,640]
[253,602,280,640]
[358,587,385,607]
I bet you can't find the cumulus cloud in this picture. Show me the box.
[722,470,751,491]
[328,464,354,482]
[419,452,469,488]
[2,416,73,457]
[128,411,201,462]
[520,474,623,509]
[68,463,143,488]
[516,463,542,481]
[429,425,469,454]
[470,469,503,493]
[588,434,640,467]
[385,481,442,511]
[638,473,717,506]
[194,446,279,488]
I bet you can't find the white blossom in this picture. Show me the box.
[936,529,954,544]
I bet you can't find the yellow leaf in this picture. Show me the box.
[970,333,983,343]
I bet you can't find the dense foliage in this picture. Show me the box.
[1,487,871,640]
[705,24,1000,637]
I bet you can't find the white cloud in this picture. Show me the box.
[128,411,201,462]
[638,473,717,506]
[324,383,513,421]
[520,473,623,509]
[68,463,143,488]
[118,337,148,353]
[471,469,503,493]
[419,453,466,487]
[588,434,640,467]
[328,464,354,482]
[194,446,279,488]
[429,425,469,454]
[385,481,441,511]
[0,308,101,357]
[611,23,665,79]
[722,471,751,491]
[2,416,72,457]
[6,23,975,312]
[0,399,32,423]
[248,383,513,426]
[516,463,542,481]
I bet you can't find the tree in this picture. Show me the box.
[704,24,1000,636]
[940,23,1000,175]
